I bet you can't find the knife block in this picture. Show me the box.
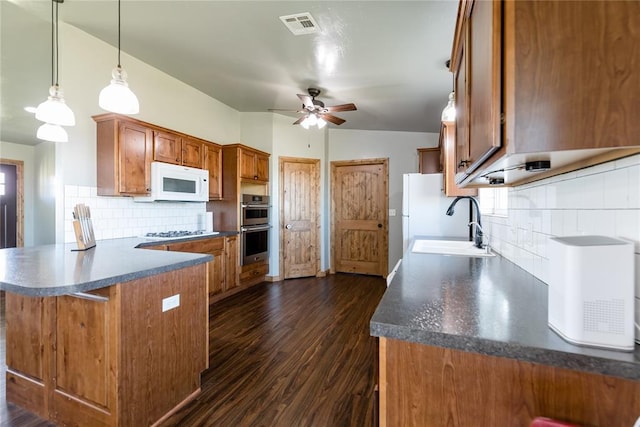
[72,218,96,250]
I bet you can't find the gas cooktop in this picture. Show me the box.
[140,230,220,241]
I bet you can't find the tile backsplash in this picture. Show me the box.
[482,154,640,286]
[64,185,207,243]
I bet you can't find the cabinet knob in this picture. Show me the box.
[254,175,258,180]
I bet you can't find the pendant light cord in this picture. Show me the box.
[117,0,121,67]
[54,0,59,87]
[50,0,54,86]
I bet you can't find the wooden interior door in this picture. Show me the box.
[280,157,320,279]
[331,158,388,277]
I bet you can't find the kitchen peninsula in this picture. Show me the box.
[371,241,640,426]
[0,237,212,427]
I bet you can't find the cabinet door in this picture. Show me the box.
[153,131,182,165]
[466,0,502,173]
[441,123,477,197]
[454,29,469,179]
[182,137,204,169]
[210,247,225,298]
[119,122,153,194]
[204,143,222,199]
[240,150,256,180]
[225,235,239,291]
[417,148,441,174]
[256,154,269,181]
[166,238,225,301]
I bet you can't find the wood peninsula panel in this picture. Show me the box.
[379,337,640,427]
[5,264,208,427]
[119,264,207,427]
[5,294,49,419]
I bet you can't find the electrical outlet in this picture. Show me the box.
[162,294,180,312]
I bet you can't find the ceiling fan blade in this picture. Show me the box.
[325,103,357,113]
[292,116,306,125]
[297,94,314,109]
[321,114,346,125]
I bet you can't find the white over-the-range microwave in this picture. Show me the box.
[134,162,209,202]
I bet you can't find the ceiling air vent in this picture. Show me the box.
[279,13,320,35]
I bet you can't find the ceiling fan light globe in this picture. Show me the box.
[317,117,327,129]
[35,85,76,126]
[300,117,311,129]
[37,123,68,142]
[307,114,318,126]
[99,67,140,114]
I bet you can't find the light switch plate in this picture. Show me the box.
[389,209,397,217]
[162,294,180,312]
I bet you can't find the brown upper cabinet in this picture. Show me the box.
[93,113,222,199]
[417,148,441,174]
[451,0,640,186]
[440,122,476,197]
[94,114,153,196]
[204,142,222,200]
[240,148,270,182]
[153,131,204,169]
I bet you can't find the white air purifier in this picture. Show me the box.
[548,236,635,351]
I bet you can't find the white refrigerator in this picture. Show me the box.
[402,173,470,252]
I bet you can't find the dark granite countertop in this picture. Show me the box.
[135,230,239,247]
[370,238,640,380]
[0,237,214,297]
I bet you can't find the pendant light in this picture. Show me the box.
[441,92,456,122]
[99,0,139,114]
[37,123,68,143]
[441,59,455,123]
[35,0,76,134]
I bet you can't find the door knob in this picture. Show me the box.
[285,224,292,230]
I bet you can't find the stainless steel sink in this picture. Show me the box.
[411,239,495,257]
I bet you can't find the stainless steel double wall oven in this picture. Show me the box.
[240,194,270,265]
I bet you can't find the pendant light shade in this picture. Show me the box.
[35,0,75,137]
[99,66,139,114]
[36,84,75,126]
[441,91,456,122]
[37,123,69,143]
[99,0,139,114]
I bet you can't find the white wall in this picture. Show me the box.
[34,141,56,245]
[328,129,438,274]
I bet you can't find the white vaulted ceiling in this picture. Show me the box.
[1,0,459,145]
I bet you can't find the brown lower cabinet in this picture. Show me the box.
[379,337,640,427]
[5,264,208,427]
[150,235,266,302]
[239,261,269,287]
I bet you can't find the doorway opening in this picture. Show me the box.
[0,160,23,248]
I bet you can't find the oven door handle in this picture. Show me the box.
[241,204,271,208]
[241,225,271,232]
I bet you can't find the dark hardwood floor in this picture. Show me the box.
[0,274,386,426]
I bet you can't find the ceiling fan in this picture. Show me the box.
[270,88,357,129]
